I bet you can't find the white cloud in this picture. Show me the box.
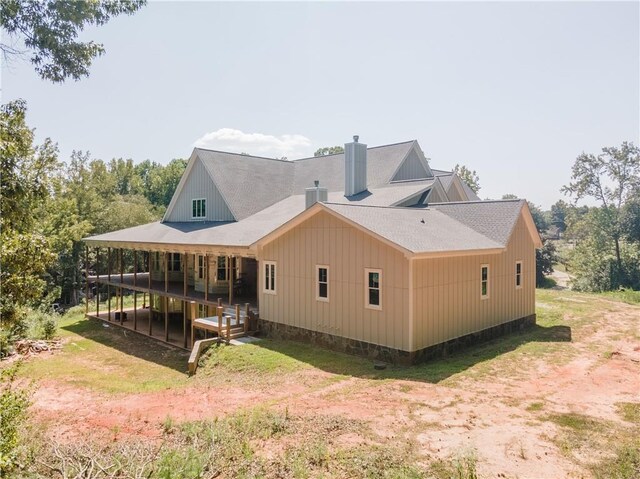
[193,128,312,159]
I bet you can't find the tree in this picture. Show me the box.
[536,240,558,287]
[0,0,146,82]
[314,146,344,157]
[562,142,640,288]
[0,100,58,323]
[550,200,570,233]
[453,164,480,193]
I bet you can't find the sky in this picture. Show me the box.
[2,1,639,209]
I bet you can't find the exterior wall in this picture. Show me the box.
[411,213,536,351]
[392,148,431,182]
[258,210,411,351]
[165,157,235,222]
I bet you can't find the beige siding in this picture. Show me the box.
[411,213,536,351]
[258,211,411,351]
[165,157,234,222]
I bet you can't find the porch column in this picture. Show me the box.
[164,296,169,342]
[133,250,138,330]
[119,248,124,325]
[148,250,152,292]
[183,253,187,297]
[107,247,111,322]
[133,290,137,331]
[84,245,89,315]
[228,255,234,306]
[95,248,100,318]
[204,254,209,302]
[164,252,168,293]
[148,292,153,336]
[183,300,187,348]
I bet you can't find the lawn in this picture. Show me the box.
[4,288,640,478]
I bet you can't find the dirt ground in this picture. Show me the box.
[17,293,640,478]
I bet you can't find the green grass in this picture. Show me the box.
[526,401,545,412]
[617,402,640,424]
[591,435,640,479]
[15,310,190,394]
[545,413,606,433]
[600,289,640,305]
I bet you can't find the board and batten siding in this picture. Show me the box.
[392,148,431,182]
[411,213,536,351]
[258,210,411,351]
[165,157,235,222]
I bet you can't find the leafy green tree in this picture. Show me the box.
[502,193,518,200]
[550,200,569,233]
[146,158,187,208]
[0,0,146,82]
[536,240,558,287]
[453,164,480,193]
[562,142,640,289]
[314,146,344,157]
[0,100,58,323]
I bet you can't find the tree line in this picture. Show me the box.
[1,100,187,327]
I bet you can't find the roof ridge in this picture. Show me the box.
[432,199,525,205]
[291,140,416,162]
[323,201,432,211]
[194,147,291,163]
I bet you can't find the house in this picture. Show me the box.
[83,136,542,363]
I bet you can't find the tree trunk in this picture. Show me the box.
[614,235,624,287]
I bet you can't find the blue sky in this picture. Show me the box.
[2,1,638,208]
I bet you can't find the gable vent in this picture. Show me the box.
[344,135,367,197]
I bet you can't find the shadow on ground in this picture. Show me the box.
[63,317,190,374]
[250,323,572,384]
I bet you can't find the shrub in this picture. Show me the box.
[0,364,31,476]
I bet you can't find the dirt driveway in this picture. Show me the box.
[16,290,640,478]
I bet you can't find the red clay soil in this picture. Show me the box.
[24,304,640,478]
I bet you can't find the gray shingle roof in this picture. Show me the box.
[291,141,416,192]
[196,149,295,220]
[431,199,525,246]
[321,203,503,254]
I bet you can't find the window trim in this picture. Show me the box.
[515,260,523,289]
[316,265,329,302]
[263,261,277,295]
[192,198,206,219]
[167,252,181,272]
[217,256,227,282]
[364,268,382,311]
[481,264,490,299]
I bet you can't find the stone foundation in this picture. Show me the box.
[257,314,536,365]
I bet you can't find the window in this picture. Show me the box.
[264,261,276,294]
[217,256,227,281]
[167,253,181,272]
[192,198,206,218]
[197,255,205,280]
[515,261,522,289]
[197,304,208,318]
[481,264,489,299]
[152,252,161,272]
[316,265,329,301]
[365,268,382,310]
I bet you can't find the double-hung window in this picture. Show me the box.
[365,268,382,310]
[316,265,329,301]
[167,253,181,272]
[192,198,206,219]
[197,255,205,280]
[217,256,227,281]
[515,261,522,289]
[481,264,489,299]
[264,261,276,294]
